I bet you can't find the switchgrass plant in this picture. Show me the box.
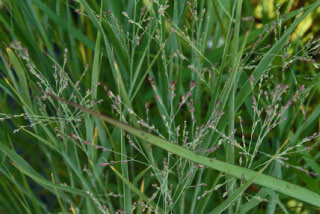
[0,0,320,213]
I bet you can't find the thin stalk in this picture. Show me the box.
[227,0,242,213]
[211,0,227,38]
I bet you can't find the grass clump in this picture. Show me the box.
[0,0,320,213]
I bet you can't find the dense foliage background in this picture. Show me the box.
[0,0,320,213]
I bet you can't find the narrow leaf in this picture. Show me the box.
[47,93,320,207]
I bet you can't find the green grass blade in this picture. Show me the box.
[31,0,95,49]
[0,141,86,196]
[288,103,320,146]
[234,1,320,113]
[110,165,163,213]
[6,47,32,108]
[48,94,320,207]
[210,138,286,214]
[91,8,102,100]
[239,188,269,214]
